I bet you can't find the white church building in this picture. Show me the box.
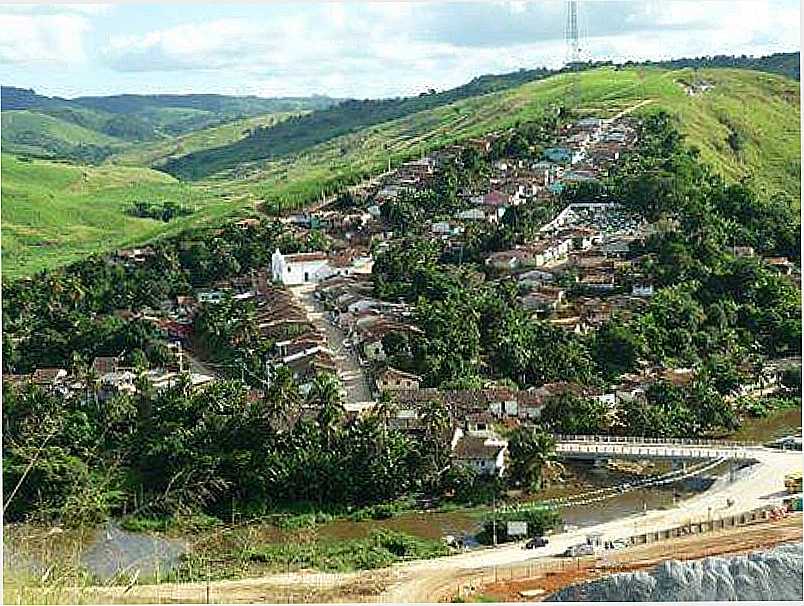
[272,249,333,285]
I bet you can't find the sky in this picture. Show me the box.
[0,1,800,100]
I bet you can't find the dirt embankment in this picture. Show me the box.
[466,514,803,602]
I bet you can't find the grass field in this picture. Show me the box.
[1,110,124,157]
[2,67,799,278]
[109,112,300,168]
[0,154,256,277]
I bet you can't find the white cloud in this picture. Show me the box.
[0,12,90,66]
[6,1,797,98]
[0,3,109,66]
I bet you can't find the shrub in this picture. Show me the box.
[476,506,561,545]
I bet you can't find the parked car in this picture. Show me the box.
[524,536,549,549]
[606,539,628,550]
[563,543,594,557]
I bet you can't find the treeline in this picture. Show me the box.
[634,52,801,81]
[2,372,463,525]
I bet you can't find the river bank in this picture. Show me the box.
[3,458,714,586]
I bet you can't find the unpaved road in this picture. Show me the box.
[79,447,801,604]
[473,514,804,602]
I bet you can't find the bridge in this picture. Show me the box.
[553,434,761,462]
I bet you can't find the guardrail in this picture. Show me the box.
[553,434,761,448]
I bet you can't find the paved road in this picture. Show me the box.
[290,284,373,404]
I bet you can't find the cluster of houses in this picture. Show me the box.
[484,202,654,328]
[3,351,215,403]
[313,275,422,369]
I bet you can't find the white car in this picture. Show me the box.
[563,543,594,557]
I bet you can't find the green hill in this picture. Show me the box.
[2,66,799,279]
[1,110,124,161]
[108,112,301,168]
[211,67,800,206]
[1,86,342,157]
[0,154,243,277]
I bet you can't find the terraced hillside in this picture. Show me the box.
[2,66,799,278]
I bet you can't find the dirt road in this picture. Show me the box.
[469,514,804,602]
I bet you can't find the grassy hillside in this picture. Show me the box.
[1,110,124,159]
[0,154,249,277]
[225,67,800,207]
[648,68,800,200]
[2,66,799,278]
[109,112,300,168]
[160,67,560,179]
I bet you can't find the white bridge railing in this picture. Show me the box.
[553,434,761,448]
[554,442,757,461]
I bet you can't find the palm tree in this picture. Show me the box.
[508,427,557,492]
[308,372,345,449]
[418,400,452,488]
[264,365,302,423]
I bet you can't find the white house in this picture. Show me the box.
[452,429,508,477]
[632,283,655,297]
[272,249,332,285]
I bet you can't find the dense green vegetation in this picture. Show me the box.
[127,200,193,222]
[2,107,800,559]
[371,112,799,438]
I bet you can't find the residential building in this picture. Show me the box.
[375,367,421,392]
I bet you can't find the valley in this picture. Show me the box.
[2,45,801,605]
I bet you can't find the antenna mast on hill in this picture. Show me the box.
[564,0,584,110]
[565,0,582,65]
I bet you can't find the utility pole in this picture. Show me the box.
[492,494,498,546]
